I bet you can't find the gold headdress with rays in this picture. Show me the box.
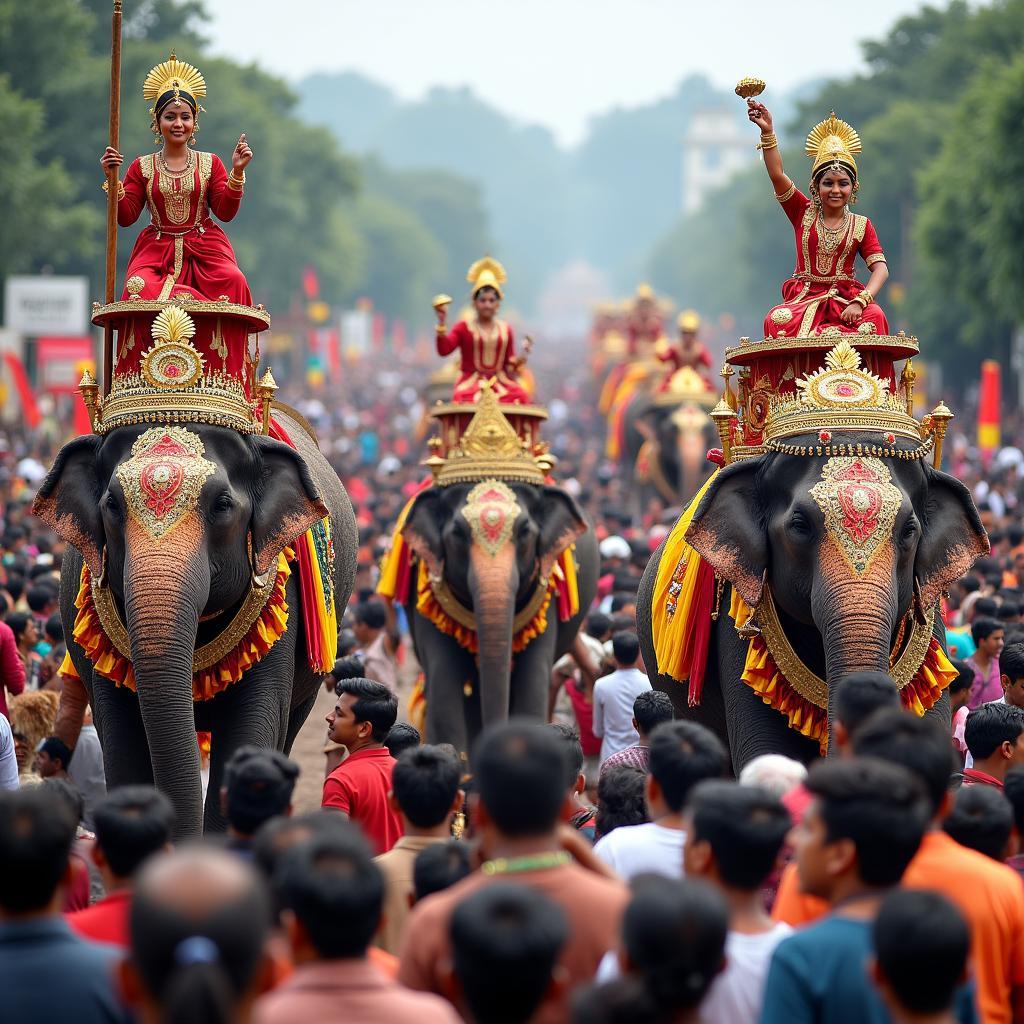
[467,256,508,299]
[806,112,861,177]
[143,52,207,114]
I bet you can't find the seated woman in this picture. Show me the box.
[746,101,889,339]
[100,53,253,305]
[434,257,531,404]
[658,310,714,391]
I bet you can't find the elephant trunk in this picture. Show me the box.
[122,518,210,839]
[469,543,517,729]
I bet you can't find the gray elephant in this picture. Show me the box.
[398,478,599,753]
[637,430,987,771]
[34,409,357,837]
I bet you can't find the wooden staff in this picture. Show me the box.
[103,0,123,397]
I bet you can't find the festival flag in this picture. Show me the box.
[2,352,41,429]
[978,359,1001,466]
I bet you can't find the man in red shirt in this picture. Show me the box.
[66,786,174,946]
[322,677,403,854]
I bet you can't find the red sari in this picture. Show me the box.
[657,342,714,391]
[765,187,888,339]
[436,318,530,403]
[116,152,250,304]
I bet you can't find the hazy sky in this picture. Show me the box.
[206,0,932,145]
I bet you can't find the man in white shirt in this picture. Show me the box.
[592,631,650,765]
[0,714,18,790]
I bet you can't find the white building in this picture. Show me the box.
[681,107,755,214]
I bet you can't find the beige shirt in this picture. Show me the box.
[374,835,447,955]
[360,632,398,693]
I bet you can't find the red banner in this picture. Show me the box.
[978,359,1001,466]
[2,352,40,429]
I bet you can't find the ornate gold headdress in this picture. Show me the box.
[806,112,861,177]
[467,256,508,299]
[144,52,207,116]
[677,309,700,333]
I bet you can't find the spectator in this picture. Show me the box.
[738,753,807,799]
[0,616,25,720]
[399,721,628,1023]
[998,641,1024,709]
[222,746,299,858]
[0,788,128,1023]
[962,702,1024,789]
[595,765,649,839]
[599,689,673,780]
[592,631,650,764]
[0,711,17,790]
[950,658,977,760]
[967,617,1005,708]
[942,784,1016,861]
[352,600,399,694]
[384,721,421,759]
[375,745,462,954]
[448,884,569,1024]
[322,677,402,854]
[871,891,970,1024]
[35,735,72,780]
[413,840,473,904]
[6,611,41,689]
[1004,766,1024,878]
[67,706,106,830]
[123,847,270,1024]
[66,786,174,947]
[594,721,725,880]
[549,722,597,840]
[759,758,928,1024]
[9,688,59,780]
[832,672,900,751]
[571,976,660,1024]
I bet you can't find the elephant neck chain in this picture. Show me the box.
[428,567,551,636]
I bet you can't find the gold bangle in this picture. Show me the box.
[227,170,246,191]
[856,289,873,307]
[775,183,796,203]
[101,179,126,200]
[435,324,447,335]
[757,132,778,151]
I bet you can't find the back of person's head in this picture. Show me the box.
[474,721,568,837]
[548,722,584,790]
[0,786,77,913]
[1005,766,1024,838]
[93,786,174,879]
[948,659,975,698]
[44,611,63,643]
[834,672,900,736]
[330,654,366,690]
[335,677,398,741]
[26,585,54,614]
[973,598,999,621]
[596,765,649,837]
[647,720,726,812]
[611,630,640,666]
[972,615,1002,644]
[872,890,969,1015]
[942,784,1014,861]
[586,611,613,640]
[450,883,569,1024]
[805,758,928,886]
[275,825,382,959]
[128,846,270,1024]
[687,780,790,890]
[737,753,807,798]
[413,839,473,903]
[852,709,954,816]
[392,744,460,828]
[632,690,673,737]
[999,602,1021,623]
[1001,642,1024,683]
[384,721,421,759]
[5,610,31,642]
[621,876,728,1013]
[965,701,1024,761]
[570,978,661,1024]
[223,746,299,836]
[354,600,387,630]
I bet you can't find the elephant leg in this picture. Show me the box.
[90,679,155,788]
[410,612,478,754]
[509,625,560,721]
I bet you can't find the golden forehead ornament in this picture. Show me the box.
[461,480,522,557]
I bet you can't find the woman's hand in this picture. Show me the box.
[747,100,773,133]
[100,146,123,171]
[840,301,863,324]
[435,306,447,327]
[232,133,253,172]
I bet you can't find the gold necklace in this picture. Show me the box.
[157,149,195,177]
[156,150,196,225]
[815,211,849,273]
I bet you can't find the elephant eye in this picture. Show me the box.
[212,493,234,515]
[104,493,120,514]
[901,518,919,543]
[788,511,812,536]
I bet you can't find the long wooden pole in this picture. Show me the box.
[103,0,123,397]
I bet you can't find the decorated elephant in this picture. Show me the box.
[35,407,357,837]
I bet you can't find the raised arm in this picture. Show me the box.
[434,306,459,357]
[747,100,793,198]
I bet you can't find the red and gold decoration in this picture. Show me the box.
[977,359,1001,466]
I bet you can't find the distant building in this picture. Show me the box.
[681,107,754,214]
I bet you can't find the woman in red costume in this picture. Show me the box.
[658,309,714,391]
[434,256,531,404]
[747,100,890,340]
[100,53,253,304]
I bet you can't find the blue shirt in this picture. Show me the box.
[0,917,128,1023]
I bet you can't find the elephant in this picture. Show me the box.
[34,408,357,837]
[399,478,599,753]
[636,431,988,772]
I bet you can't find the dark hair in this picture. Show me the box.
[596,766,649,838]
[852,709,955,816]
[806,758,927,886]
[647,721,726,812]
[611,630,640,665]
[26,586,54,614]
[474,721,568,837]
[223,746,299,836]
[330,655,365,689]
[942,784,1014,861]
[1001,642,1024,684]
[586,612,613,639]
[337,629,359,656]
[130,848,270,1024]
[632,690,673,737]
[971,616,1003,645]
[998,602,1021,622]
[813,160,857,187]
[687,780,790,889]
[571,978,661,1024]
[412,839,472,902]
[94,786,174,879]
[0,787,77,912]
[948,659,975,695]
[834,672,900,735]
[873,890,969,1014]
[1005,766,1024,835]
[38,735,72,770]
[44,612,63,643]
[621,876,728,1011]
[450,884,569,1024]
[5,611,32,642]
[473,284,500,301]
[275,826,382,958]
[965,702,1024,761]
[335,678,398,742]
[384,721,421,759]
[973,598,999,620]
[354,601,387,630]
[391,745,460,828]
[548,722,584,789]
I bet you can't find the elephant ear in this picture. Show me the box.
[685,458,767,607]
[915,466,989,609]
[537,486,588,583]
[250,437,329,576]
[401,487,445,580]
[32,435,104,575]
